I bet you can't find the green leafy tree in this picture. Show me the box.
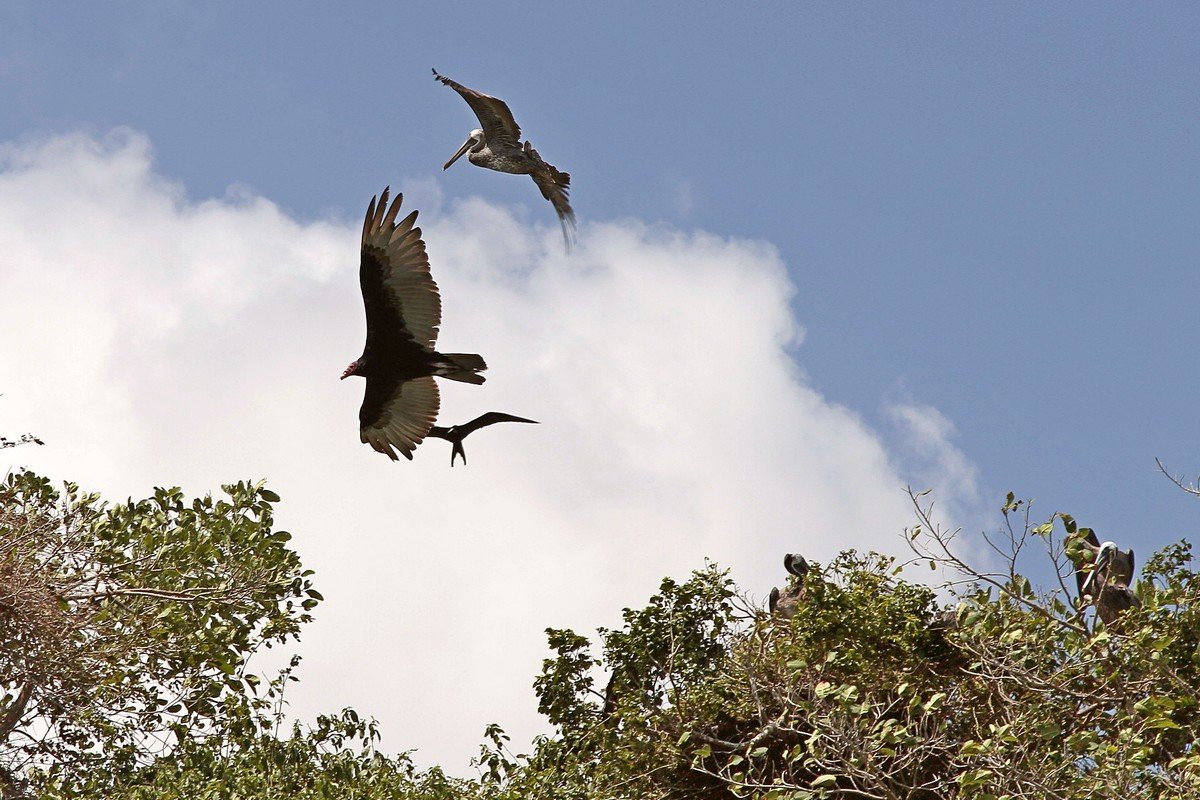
[480,489,1200,799]
[37,698,474,800]
[0,471,318,796]
[11,464,1200,799]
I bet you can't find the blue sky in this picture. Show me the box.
[2,1,1198,766]
[6,3,1197,541]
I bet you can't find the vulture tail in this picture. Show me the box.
[436,353,487,385]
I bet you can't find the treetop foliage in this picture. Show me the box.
[0,471,317,795]
[5,468,1200,799]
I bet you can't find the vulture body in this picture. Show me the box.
[342,189,486,461]
[425,412,539,466]
[769,553,810,620]
[432,69,576,248]
[1071,529,1140,628]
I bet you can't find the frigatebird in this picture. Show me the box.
[425,412,538,466]
[433,68,576,248]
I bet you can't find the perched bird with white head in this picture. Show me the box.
[1070,529,1140,628]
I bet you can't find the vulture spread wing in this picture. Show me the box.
[432,69,522,149]
[360,376,440,461]
[361,189,441,350]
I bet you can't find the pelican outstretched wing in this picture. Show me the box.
[433,69,522,149]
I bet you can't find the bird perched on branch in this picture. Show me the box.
[433,68,576,249]
[769,553,810,620]
[342,189,486,461]
[425,412,538,466]
[1069,529,1140,628]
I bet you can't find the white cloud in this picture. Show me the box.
[885,400,986,531]
[0,131,986,770]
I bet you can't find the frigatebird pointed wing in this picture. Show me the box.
[456,412,539,436]
[433,69,522,149]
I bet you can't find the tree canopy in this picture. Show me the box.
[0,471,317,796]
[4,469,1199,799]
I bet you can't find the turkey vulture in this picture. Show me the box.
[425,412,538,466]
[1070,529,1140,628]
[768,553,810,620]
[342,189,487,461]
[432,69,576,249]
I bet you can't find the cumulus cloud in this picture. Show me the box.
[0,131,984,770]
[886,401,987,530]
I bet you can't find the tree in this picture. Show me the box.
[0,471,318,796]
[37,698,474,800]
[10,467,1200,799]
[486,489,1200,799]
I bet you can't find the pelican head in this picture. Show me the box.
[444,128,484,170]
[1081,541,1118,598]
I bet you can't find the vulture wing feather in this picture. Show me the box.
[360,189,441,350]
[360,376,440,461]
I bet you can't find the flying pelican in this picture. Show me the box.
[769,553,810,620]
[432,68,576,248]
[425,412,539,466]
[1071,530,1140,628]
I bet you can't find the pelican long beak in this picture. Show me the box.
[443,135,474,170]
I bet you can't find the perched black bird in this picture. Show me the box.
[1071,530,1140,627]
[433,69,576,248]
[425,412,539,466]
[341,189,486,460]
[769,553,810,620]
